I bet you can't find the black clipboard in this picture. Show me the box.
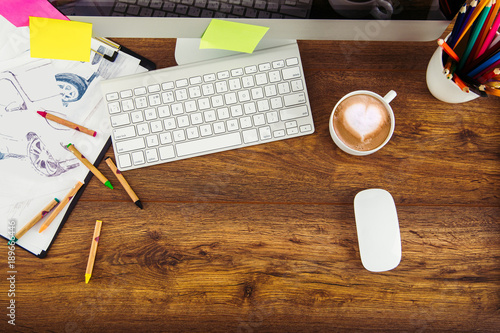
[3,39,155,258]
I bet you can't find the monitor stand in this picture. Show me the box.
[174,38,297,65]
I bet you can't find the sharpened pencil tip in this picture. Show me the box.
[135,200,143,209]
[85,274,91,284]
[104,181,114,189]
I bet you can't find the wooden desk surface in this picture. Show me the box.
[2,32,499,332]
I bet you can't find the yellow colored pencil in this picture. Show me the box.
[39,181,83,233]
[67,143,113,189]
[85,220,103,284]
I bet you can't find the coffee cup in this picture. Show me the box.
[329,90,396,156]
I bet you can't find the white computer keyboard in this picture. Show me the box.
[101,43,315,171]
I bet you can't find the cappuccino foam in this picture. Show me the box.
[333,94,391,151]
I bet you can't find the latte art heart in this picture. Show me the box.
[332,94,392,152]
[343,103,385,141]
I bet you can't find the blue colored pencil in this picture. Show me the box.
[467,51,500,77]
[449,4,468,49]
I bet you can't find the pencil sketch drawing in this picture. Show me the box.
[0,68,78,177]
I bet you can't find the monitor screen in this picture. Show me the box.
[50,0,464,41]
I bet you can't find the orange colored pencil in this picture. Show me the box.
[39,181,84,233]
[483,86,500,95]
[37,111,97,137]
[453,75,470,92]
[438,39,460,62]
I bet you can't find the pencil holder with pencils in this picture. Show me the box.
[426,0,499,103]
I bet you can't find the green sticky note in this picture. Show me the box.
[200,19,269,53]
[30,17,92,62]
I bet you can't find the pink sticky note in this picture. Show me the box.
[0,0,68,27]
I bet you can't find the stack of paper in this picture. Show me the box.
[0,8,146,257]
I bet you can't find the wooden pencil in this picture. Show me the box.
[85,220,103,284]
[67,143,113,189]
[105,157,143,209]
[37,111,97,137]
[13,198,59,242]
[39,181,83,233]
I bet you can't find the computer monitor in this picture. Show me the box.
[51,0,463,42]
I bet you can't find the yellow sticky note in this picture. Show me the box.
[200,19,269,53]
[30,17,92,62]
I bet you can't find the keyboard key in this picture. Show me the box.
[283,92,306,107]
[116,137,145,153]
[108,102,121,114]
[118,154,132,168]
[242,129,258,143]
[106,92,119,101]
[259,126,272,140]
[280,105,309,121]
[111,114,130,127]
[282,67,301,80]
[146,149,159,162]
[300,124,313,132]
[121,99,135,112]
[286,57,299,66]
[132,151,145,165]
[162,81,174,90]
[160,132,172,144]
[134,87,147,95]
[114,126,136,140]
[176,132,242,157]
[120,90,133,98]
[159,146,176,160]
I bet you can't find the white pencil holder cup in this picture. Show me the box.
[426,37,479,104]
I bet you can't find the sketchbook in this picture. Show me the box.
[0,18,155,257]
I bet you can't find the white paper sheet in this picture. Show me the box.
[0,19,146,256]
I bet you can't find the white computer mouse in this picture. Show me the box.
[354,189,401,272]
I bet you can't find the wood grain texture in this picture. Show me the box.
[1,30,499,332]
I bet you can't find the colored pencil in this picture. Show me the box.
[457,1,492,70]
[438,38,460,62]
[105,157,143,209]
[482,67,500,80]
[67,143,113,189]
[469,1,497,61]
[12,198,60,242]
[449,3,468,48]
[469,52,500,77]
[37,111,97,137]
[454,0,491,48]
[85,220,103,284]
[481,85,500,95]
[453,75,470,92]
[478,6,500,56]
[39,181,84,233]
[476,1,500,57]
